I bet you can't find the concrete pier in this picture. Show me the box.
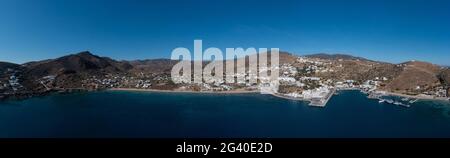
[309,88,336,107]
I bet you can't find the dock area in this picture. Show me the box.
[270,88,336,107]
[309,88,336,107]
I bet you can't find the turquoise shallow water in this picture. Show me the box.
[0,90,449,138]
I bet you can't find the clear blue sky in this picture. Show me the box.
[1,0,449,65]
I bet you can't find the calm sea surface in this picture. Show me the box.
[0,90,449,138]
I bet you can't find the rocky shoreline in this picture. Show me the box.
[0,88,94,101]
[1,87,449,108]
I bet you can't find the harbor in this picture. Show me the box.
[367,91,412,108]
[378,99,411,108]
[309,88,336,107]
[272,88,336,107]
[274,88,417,108]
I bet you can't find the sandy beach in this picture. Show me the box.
[108,88,260,94]
[270,93,306,101]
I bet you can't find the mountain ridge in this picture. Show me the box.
[1,51,442,67]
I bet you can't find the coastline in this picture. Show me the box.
[271,93,306,101]
[109,88,449,103]
[333,88,449,102]
[383,91,449,102]
[108,88,260,94]
[3,87,447,104]
[110,88,335,107]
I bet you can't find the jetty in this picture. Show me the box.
[270,88,336,108]
[378,99,411,108]
[309,88,336,107]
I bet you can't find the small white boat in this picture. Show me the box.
[399,104,411,108]
[394,101,411,108]
[386,99,394,104]
[409,99,418,104]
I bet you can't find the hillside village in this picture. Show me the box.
[0,51,449,106]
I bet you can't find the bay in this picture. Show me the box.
[0,90,449,138]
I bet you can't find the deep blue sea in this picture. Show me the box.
[0,90,449,138]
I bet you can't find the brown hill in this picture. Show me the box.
[401,61,441,74]
[278,52,298,64]
[305,53,373,62]
[438,68,450,97]
[385,61,442,94]
[23,51,132,78]
[439,68,450,86]
[128,59,178,74]
[309,55,402,83]
[0,61,20,72]
[20,51,133,91]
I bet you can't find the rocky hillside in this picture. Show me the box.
[439,68,450,86]
[128,59,178,74]
[18,51,133,90]
[385,61,443,94]
[23,51,132,77]
[298,54,447,95]
[305,53,374,62]
[0,62,20,73]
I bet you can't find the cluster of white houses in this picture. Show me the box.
[0,69,24,95]
[8,75,22,91]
